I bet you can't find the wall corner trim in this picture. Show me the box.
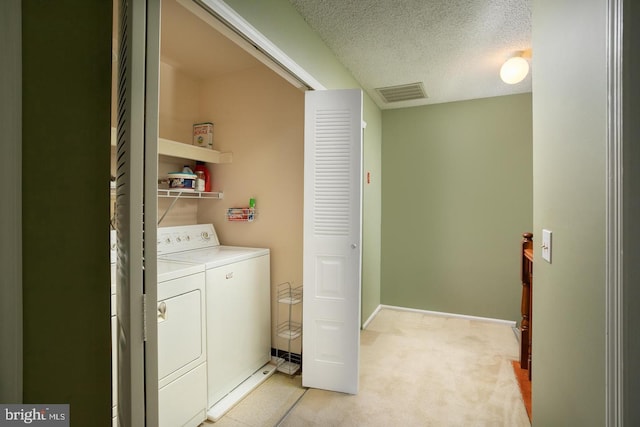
[362,305,383,330]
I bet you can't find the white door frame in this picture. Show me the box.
[605,0,624,425]
[3,0,627,421]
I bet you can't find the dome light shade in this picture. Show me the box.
[500,56,530,84]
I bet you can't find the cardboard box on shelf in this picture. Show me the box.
[193,122,214,149]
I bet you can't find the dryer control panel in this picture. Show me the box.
[157,224,220,255]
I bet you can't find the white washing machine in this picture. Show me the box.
[157,224,273,421]
[110,231,208,427]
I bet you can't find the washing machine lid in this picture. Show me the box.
[157,259,205,282]
[113,260,203,288]
[160,245,269,269]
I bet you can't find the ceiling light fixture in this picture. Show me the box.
[500,49,531,84]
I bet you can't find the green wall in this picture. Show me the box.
[1,0,22,403]
[361,106,382,325]
[381,94,532,322]
[532,0,607,424]
[222,0,383,325]
[22,1,112,424]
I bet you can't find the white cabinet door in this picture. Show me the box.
[302,89,363,394]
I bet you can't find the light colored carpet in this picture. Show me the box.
[280,308,530,427]
[201,372,305,427]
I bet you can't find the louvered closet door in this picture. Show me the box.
[302,89,363,394]
[115,0,160,425]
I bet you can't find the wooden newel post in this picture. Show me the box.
[520,232,533,375]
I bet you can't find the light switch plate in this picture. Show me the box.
[542,229,552,263]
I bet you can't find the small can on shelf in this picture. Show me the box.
[193,122,214,149]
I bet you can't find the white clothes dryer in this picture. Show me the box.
[156,259,208,427]
[111,230,208,427]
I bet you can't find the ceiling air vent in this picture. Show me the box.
[375,82,427,103]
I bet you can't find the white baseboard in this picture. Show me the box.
[361,304,383,330]
[364,304,516,328]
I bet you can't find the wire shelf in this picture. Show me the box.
[225,207,256,222]
[276,282,303,375]
[275,352,301,375]
[277,321,302,340]
[277,284,302,305]
[158,189,223,199]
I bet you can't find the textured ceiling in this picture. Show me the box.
[289,0,532,109]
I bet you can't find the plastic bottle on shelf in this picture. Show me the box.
[195,171,205,192]
[194,161,211,192]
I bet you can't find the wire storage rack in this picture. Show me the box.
[225,207,256,222]
[275,282,302,375]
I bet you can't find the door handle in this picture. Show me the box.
[158,301,167,322]
[351,243,357,249]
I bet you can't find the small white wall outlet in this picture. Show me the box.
[541,229,552,263]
